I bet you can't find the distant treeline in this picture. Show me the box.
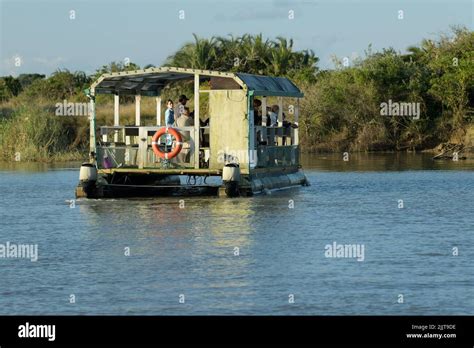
[0,29,473,161]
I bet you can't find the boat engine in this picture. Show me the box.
[222,163,241,197]
[77,162,97,198]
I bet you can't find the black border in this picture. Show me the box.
[0,315,472,346]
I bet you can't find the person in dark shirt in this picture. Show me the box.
[253,99,262,125]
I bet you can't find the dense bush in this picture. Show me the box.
[0,29,472,161]
[299,28,473,152]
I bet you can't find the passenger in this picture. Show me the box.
[164,99,175,146]
[165,99,175,126]
[176,107,194,127]
[176,107,193,164]
[200,116,209,127]
[199,115,210,148]
[282,112,298,129]
[253,99,262,125]
[271,107,298,146]
[175,94,189,118]
[267,105,278,127]
[270,104,291,145]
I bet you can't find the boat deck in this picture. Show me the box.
[98,168,223,176]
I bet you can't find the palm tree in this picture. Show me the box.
[240,34,271,74]
[270,37,294,75]
[165,34,319,81]
[214,34,241,71]
[190,34,217,69]
[165,34,217,70]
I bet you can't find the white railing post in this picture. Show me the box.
[277,96,283,127]
[194,74,200,169]
[156,96,161,126]
[294,98,299,146]
[135,95,141,126]
[89,94,97,160]
[114,94,120,142]
[260,97,267,145]
[277,97,284,146]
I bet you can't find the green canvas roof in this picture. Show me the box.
[236,73,303,98]
[91,67,303,98]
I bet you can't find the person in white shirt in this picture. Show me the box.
[175,107,194,164]
[175,94,189,119]
[267,105,278,127]
[175,107,194,128]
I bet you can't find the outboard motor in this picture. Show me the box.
[222,163,241,197]
[78,162,97,197]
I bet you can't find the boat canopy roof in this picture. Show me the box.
[90,67,303,98]
[235,73,303,97]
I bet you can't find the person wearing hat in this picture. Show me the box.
[175,94,190,119]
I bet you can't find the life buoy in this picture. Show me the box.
[151,127,183,160]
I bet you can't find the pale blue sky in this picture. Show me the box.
[0,0,472,76]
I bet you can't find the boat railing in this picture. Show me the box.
[255,145,299,168]
[254,125,299,168]
[95,125,299,170]
[96,125,196,170]
[255,125,295,146]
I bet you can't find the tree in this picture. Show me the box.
[426,28,474,129]
[93,61,141,80]
[0,76,22,101]
[17,74,45,89]
[165,34,319,81]
[270,37,294,76]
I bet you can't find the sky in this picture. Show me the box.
[0,0,472,77]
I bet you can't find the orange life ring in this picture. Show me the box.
[151,127,183,160]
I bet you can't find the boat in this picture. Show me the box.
[75,67,309,198]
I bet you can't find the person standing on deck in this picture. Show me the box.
[253,99,262,125]
[164,99,175,146]
[165,99,175,126]
[268,105,278,127]
[175,94,189,119]
[176,107,194,163]
[176,107,194,128]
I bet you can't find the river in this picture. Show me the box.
[0,153,472,314]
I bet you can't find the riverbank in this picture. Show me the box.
[2,134,474,163]
[1,98,472,163]
[1,29,472,163]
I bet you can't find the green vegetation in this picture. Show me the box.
[300,27,474,152]
[165,33,319,82]
[0,29,472,161]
